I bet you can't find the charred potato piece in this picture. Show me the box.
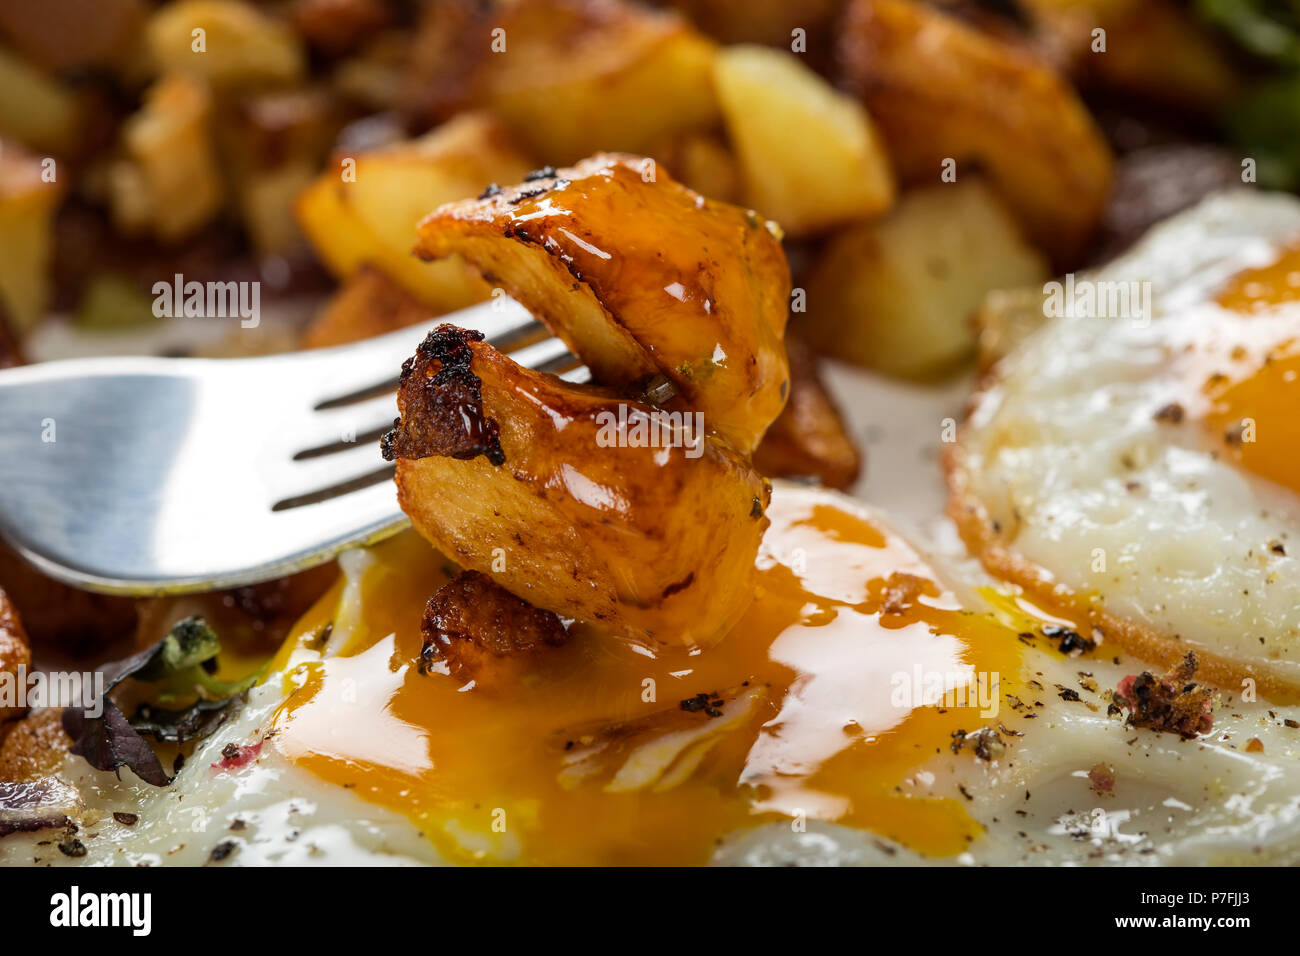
[301,265,432,349]
[296,112,533,312]
[714,44,895,236]
[799,180,1048,378]
[407,0,719,165]
[752,333,861,490]
[0,141,64,332]
[385,326,770,647]
[839,0,1113,264]
[109,73,224,244]
[415,154,791,454]
[420,570,570,686]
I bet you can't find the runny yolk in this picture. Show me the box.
[1206,243,1300,494]
[267,489,1027,865]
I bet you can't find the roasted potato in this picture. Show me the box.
[296,112,534,312]
[0,0,146,72]
[385,325,770,647]
[108,73,225,244]
[415,154,791,454]
[0,588,30,726]
[219,89,339,256]
[301,264,431,349]
[0,47,81,155]
[0,141,64,332]
[752,332,862,490]
[145,0,306,89]
[663,0,840,47]
[839,0,1113,264]
[1022,0,1238,111]
[406,0,720,166]
[714,44,895,236]
[799,180,1049,378]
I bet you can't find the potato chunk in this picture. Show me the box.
[799,181,1048,378]
[0,142,63,332]
[408,0,719,165]
[714,44,894,236]
[385,325,770,647]
[295,112,533,312]
[108,73,224,244]
[145,0,306,89]
[414,154,791,453]
[839,0,1112,264]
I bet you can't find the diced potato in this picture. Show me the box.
[0,47,81,154]
[295,112,534,312]
[799,181,1049,378]
[301,265,432,349]
[840,0,1112,264]
[413,0,720,165]
[0,141,65,332]
[146,0,306,88]
[109,73,224,243]
[714,44,894,235]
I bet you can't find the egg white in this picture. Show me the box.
[954,190,1300,688]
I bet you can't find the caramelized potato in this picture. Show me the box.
[109,73,224,244]
[301,265,431,349]
[386,326,769,647]
[296,112,533,312]
[799,180,1048,378]
[839,0,1113,264]
[714,44,894,236]
[752,333,861,490]
[415,154,791,453]
[407,0,719,165]
[145,0,306,89]
[0,142,63,333]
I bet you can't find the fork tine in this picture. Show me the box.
[302,297,540,410]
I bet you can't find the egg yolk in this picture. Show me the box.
[267,490,1029,865]
[1207,244,1300,494]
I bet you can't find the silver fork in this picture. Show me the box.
[0,297,586,595]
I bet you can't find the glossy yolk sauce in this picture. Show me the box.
[266,490,1027,865]
[1205,243,1300,494]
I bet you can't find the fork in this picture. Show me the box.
[0,297,587,595]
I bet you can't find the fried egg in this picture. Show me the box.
[951,190,1300,701]
[6,482,1300,866]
